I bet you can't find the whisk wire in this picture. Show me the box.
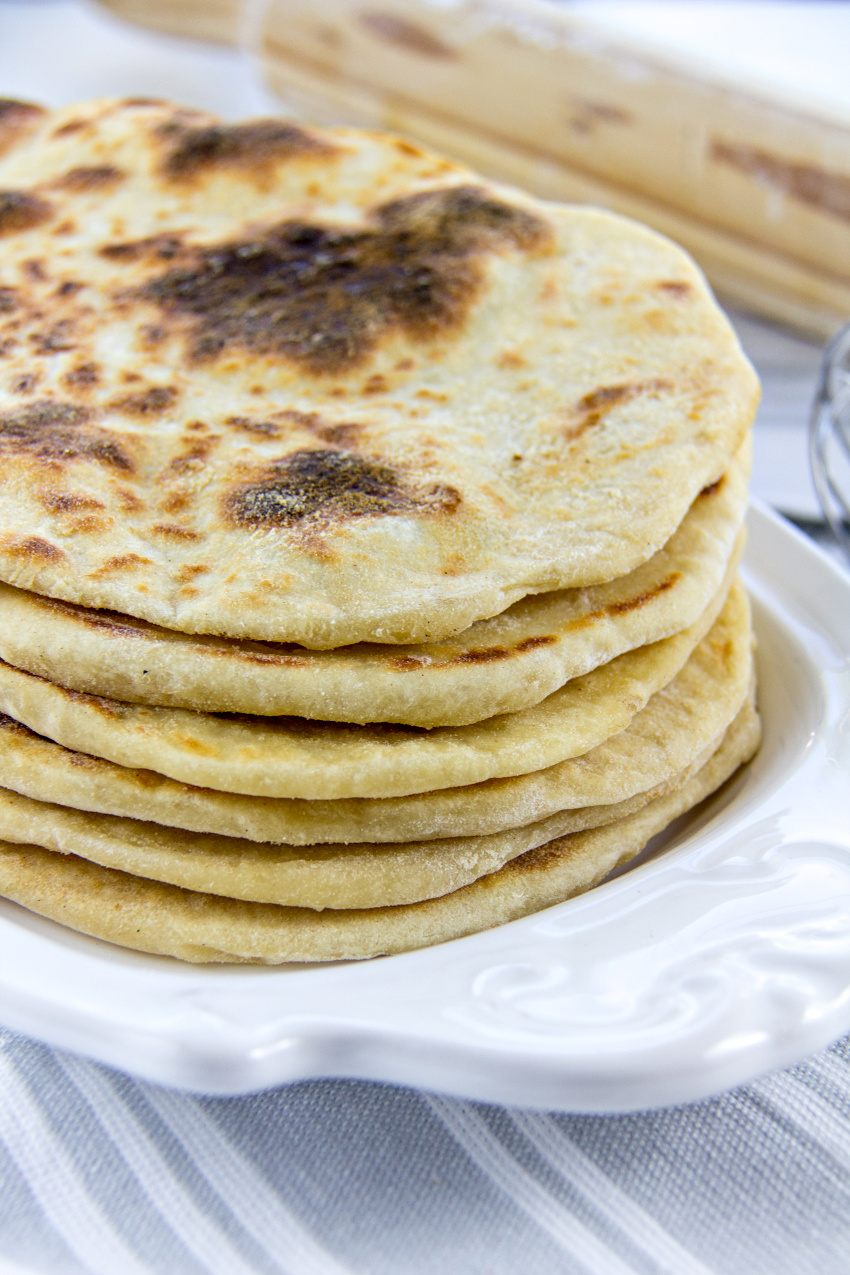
[809,322,850,566]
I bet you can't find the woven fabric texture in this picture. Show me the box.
[1,1026,849,1275]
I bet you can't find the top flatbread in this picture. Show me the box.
[0,97,757,646]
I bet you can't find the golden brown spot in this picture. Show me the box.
[515,635,558,652]
[109,386,178,416]
[312,420,362,447]
[453,646,511,665]
[163,437,217,478]
[605,573,681,616]
[0,287,17,314]
[23,259,46,282]
[221,643,308,668]
[30,322,76,354]
[580,385,634,414]
[395,357,414,371]
[225,415,280,439]
[70,515,108,534]
[699,476,724,499]
[0,534,66,563]
[150,523,201,541]
[0,191,53,236]
[138,185,553,375]
[53,219,76,236]
[10,373,39,395]
[52,166,125,193]
[393,140,426,159]
[230,408,365,448]
[0,100,45,157]
[414,388,449,402]
[563,379,672,440]
[362,374,388,395]
[115,488,143,514]
[56,280,84,298]
[160,491,191,515]
[225,448,460,529]
[358,11,455,58]
[63,361,100,390]
[389,654,429,671]
[0,711,40,739]
[508,841,566,875]
[436,633,558,668]
[52,118,86,139]
[712,140,850,223]
[158,119,337,183]
[90,553,151,577]
[656,280,692,298]
[497,349,527,369]
[176,563,209,582]
[40,491,105,513]
[0,401,132,471]
[31,595,149,639]
[61,686,121,716]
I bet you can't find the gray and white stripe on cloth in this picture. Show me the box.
[1,1027,849,1275]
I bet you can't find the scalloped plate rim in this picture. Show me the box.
[0,498,847,1112]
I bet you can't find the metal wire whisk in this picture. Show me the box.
[810,321,850,567]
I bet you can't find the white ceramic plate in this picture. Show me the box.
[0,502,847,1111]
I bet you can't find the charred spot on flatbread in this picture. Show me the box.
[109,386,178,417]
[100,234,184,263]
[63,361,100,390]
[158,119,338,182]
[0,400,133,471]
[0,191,53,237]
[225,448,460,529]
[135,185,552,374]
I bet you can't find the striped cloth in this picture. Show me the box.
[1,1026,849,1274]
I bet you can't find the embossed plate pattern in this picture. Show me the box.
[0,501,847,1111]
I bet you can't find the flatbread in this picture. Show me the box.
[0,572,744,798]
[0,97,757,646]
[0,445,748,725]
[0,693,756,909]
[0,586,753,842]
[0,699,760,962]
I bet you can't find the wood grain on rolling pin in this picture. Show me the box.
[96,0,850,338]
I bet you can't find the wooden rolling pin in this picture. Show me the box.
[98,0,850,339]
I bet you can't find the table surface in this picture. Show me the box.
[0,4,848,1273]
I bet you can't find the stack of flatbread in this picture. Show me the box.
[0,97,761,963]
